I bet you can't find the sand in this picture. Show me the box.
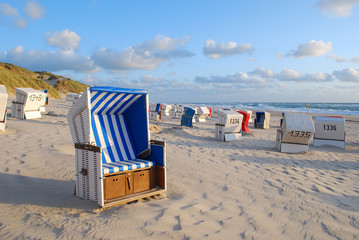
[0,98,358,239]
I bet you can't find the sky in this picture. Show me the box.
[1,0,359,103]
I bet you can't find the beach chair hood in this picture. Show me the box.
[68,87,150,159]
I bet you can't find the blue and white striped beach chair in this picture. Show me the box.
[68,87,166,208]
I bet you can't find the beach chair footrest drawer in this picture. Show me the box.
[103,169,154,200]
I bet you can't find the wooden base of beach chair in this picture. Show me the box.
[103,166,166,204]
[102,188,166,209]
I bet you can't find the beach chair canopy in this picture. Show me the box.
[184,107,196,118]
[15,88,47,111]
[0,85,8,122]
[68,87,151,169]
[281,112,314,144]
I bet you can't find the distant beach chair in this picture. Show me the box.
[215,110,243,141]
[67,87,166,208]
[254,111,270,129]
[174,105,184,119]
[0,85,8,132]
[194,107,210,122]
[12,88,47,119]
[181,107,195,127]
[246,110,253,122]
[161,104,172,117]
[43,89,49,105]
[66,92,82,104]
[149,103,161,121]
[207,107,212,118]
[276,112,314,153]
[237,111,250,133]
[313,116,345,148]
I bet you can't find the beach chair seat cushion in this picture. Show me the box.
[102,159,156,175]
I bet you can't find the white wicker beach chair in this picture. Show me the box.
[12,88,47,119]
[67,87,166,208]
[313,116,345,148]
[194,107,210,122]
[276,112,314,153]
[215,110,243,141]
[0,85,8,132]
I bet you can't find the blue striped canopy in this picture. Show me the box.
[89,87,149,164]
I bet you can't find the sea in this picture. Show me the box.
[184,102,359,116]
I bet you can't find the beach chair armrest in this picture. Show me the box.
[141,140,166,167]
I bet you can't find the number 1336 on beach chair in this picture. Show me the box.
[67,87,166,208]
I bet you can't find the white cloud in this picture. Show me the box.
[194,72,266,86]
[249,67,275,78]
[328,54,359,63]
[140,75,164,84]
[92,35,194,71]
[24,1,45,20]
[203,39,254,59]
[333,68,359,82]
[276,68,333,82]
[327,54,347,62]
[316,0,359,17]
[0,45,99,73]
[44,29,81,52]
[0,3,19,17]
[288,40,332,58]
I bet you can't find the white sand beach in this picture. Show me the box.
[0,98,359,239]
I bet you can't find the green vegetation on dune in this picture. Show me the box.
[0,62,89,99]
[54,79,88,94]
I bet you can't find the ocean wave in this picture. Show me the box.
[185,102,359,116]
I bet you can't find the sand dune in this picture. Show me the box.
[0,99,358,239]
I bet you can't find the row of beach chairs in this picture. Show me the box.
[1,86,347,209]
[0,86,48,131]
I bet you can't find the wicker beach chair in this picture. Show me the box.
[313,116,345,148]
[67,87,166,208]
[276,112,314,153]
[254,111,270,129]
[0,85,8,132]
[12,88,47,119]
[237,111,250,133]
[181,107,196,127]
[215,110,243,141]
[194,107,210,123]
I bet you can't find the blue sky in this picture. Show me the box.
[1,0,359,103]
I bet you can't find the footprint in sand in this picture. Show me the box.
[311,185,320,193]
[193,220,204,225]
[173,216,182,231]
[202,193,207,199]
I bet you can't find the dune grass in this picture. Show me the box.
[0,62,88,99]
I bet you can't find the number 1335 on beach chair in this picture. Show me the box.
[67,87,166,208]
